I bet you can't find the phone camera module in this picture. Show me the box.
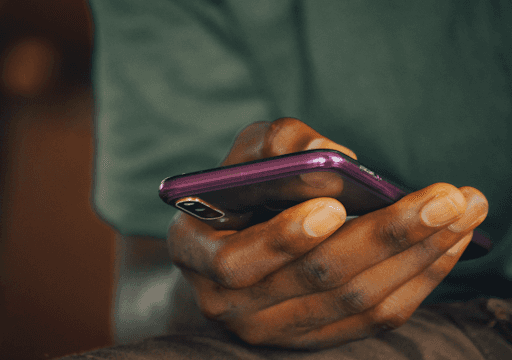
[176,198,225,220]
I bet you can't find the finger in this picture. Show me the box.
[280,183,470,293]
[231,184,482,308]
[260,117,357,160]
[182,187,486,346]
[222,117,357,167]
[292,232,474,350]
[231,187,487,346]
[219,121,271,166]
[209,185,483,315]
[237,227,476,339]
[168,197,347,289]
[239,230,474,349]
[319,187,488,317]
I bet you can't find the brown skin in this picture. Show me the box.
[167,118,489,349]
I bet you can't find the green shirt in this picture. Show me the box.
[89,0,512,304]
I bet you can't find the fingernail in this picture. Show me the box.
[420,192,465,227]
[303,203,345,237]
[448,195,488,233]
[446,233,473,256]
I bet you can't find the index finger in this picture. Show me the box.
[221,118,357,166]
[168,196,346,289]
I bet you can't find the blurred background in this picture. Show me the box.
[0,0,116,359]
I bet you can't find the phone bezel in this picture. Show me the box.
[159,149,408,205]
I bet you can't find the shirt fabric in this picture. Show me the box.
[88,0,512,343]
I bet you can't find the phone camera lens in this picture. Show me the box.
[176,198,224,220]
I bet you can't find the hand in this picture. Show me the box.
[167,118,488,349]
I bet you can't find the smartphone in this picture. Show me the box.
[159,149,491,258]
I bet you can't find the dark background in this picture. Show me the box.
[1,1,116,358]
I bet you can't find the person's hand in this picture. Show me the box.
[167,118,488,349]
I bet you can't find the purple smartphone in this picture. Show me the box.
[159,149,491,257]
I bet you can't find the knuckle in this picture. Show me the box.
[416,238,440,258]
[263,117,304,157]
[333,289,369,315]
[371,320,403,335]
[167,217,184,264]
[166,239,178,264]
[167,243,189,270]
[373,314,408,333]
[378,219,411,254]
[300,254,336,291]
[223,121,271,165]
[268,226,298,259]
[210,249,245,289]
[236,326,269,346]
[371,302,410,332]
[233,121,271,148]
[238,121,271,137]
[196,294,229,321]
